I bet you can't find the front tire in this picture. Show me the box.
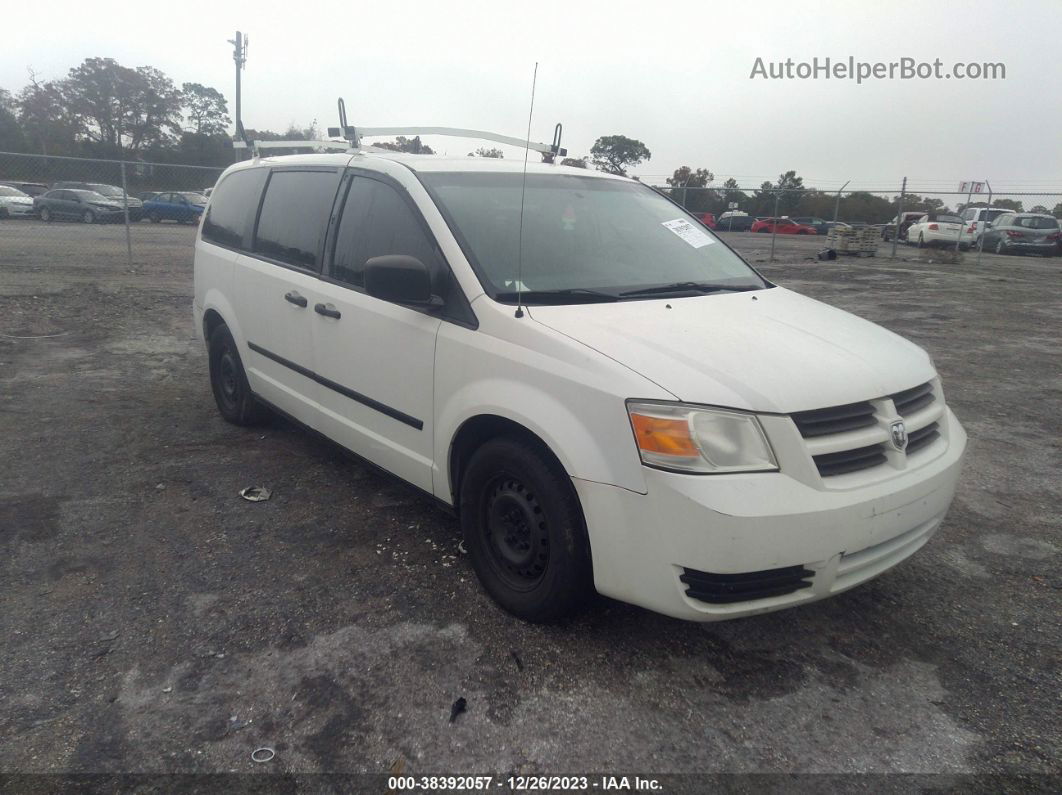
[149,212,162,223]
[208,324,269,426]
[82,210,95,224]
[995,239,1007,255]
[459,437,592,622]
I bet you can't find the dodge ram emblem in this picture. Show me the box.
[890,420,908,451]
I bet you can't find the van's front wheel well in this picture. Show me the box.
[202,308,226,345]
[448,415,568,512]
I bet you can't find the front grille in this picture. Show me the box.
[812,443,888,477]
[906,422,940,455]
[891,382,935,416]
[680,565,815,604]
[791,401,876,438]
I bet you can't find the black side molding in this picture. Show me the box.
[246,341,424,430]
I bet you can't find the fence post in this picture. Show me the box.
[956,184,974,254]
[769,191,780,262]
[833,180,850,221]
[120,160,133,269]
[891,177,906,259]
[976,182,992,267]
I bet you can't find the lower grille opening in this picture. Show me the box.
[680,565,815,604]
[906,422,940,455]
[814,443,888,477]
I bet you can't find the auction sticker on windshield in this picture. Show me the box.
[662,218,715,248]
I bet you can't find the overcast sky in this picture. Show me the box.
[4,0,1060,195]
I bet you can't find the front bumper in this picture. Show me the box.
[573,409,966,621]
[1,203,35,217]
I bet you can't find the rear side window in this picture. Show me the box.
[202,168,268,250]
[253,170,340,270]
[331,177,440,288]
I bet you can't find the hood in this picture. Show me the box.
[527,286,935,413]
[0,196,33,205]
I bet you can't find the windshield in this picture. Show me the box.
[180,192,207,202]
[89,185,124,197]
[420,173,766,302]
[0,186,28,197]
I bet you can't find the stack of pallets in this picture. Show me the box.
[826,226,879,257]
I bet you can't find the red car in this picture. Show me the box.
[750,217,816,235]
[691,212,716,229]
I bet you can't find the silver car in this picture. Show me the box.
[979,213,1060,256]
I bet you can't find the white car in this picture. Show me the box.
[0,185,36,218]
[906,212,971,249]
[193,152,966,623]
[960,206,1013,247]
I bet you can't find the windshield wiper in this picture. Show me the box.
[494,288,619,304]
[618,282,760,298]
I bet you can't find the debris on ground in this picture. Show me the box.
[251,747,275,763]
[239,486,272,502]
[449,697,467,724]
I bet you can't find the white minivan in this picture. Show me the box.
[193,152,966,623]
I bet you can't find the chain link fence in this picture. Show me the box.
[3,152,1060,267]
[0,151,224,270]
[649,181,1062,260]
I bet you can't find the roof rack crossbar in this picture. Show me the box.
[356,126,566,157]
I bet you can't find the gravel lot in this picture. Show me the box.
[0,221,1058,785]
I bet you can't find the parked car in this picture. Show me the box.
[792,216,830,235]
[978,212,1060,256]
[881,211,926,241]
[0,180,50,197]
[750,217,817,235]
[961,206,1015,243]
[52,181,144,221]
[143,191,208,224]
[691,211,716,229]
[34,189,126,223]
[905,212,970,249]
[715,213,756,232]
[0,185,36,219]
[193,152,965,624]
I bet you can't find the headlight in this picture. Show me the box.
[626,401,778,474]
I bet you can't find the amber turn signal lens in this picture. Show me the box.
[630,413,698,458]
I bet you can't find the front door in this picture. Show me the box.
[311,174,442,492]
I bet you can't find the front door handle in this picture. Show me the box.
[284,291,307,308]
[314,302,341,319]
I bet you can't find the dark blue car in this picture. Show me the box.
[144,191,207,224]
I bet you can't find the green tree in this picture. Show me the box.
[61,58,182,153]
[589,135,651,176]
[1052,203,1062,219]
[560,156,588,168]
[373,135,435,154]
[16,76,78,155]
[1029,205,1049,214]
[775,170,805,213]
[993,198,1023,212]
[181,82,230,136]
[667,166,714,212]
[0,88,26,152]
[719,178,748,211]
[469,146,503,158]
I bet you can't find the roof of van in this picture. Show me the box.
[239,151,629,180]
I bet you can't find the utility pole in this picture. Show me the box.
[228,31,249,147]
[891,177,906,259]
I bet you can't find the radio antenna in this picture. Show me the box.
[515,62,538,319]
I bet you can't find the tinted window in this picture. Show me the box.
[253,170,339,270]
[1013,215,1058,230]
[331,177,440,288]
[202,168,268,249]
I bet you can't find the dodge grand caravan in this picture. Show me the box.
[193,152,966,622]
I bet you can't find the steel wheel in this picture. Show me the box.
[482,475,550,591]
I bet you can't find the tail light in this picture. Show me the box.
[1046,232,1059,241]
[1006,230,1024,238]
[928,223,939,230]
[967,225,977,233]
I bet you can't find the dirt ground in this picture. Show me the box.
[0,221,1059,786]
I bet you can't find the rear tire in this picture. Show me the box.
[149,212,162,223]
[459,437,592,623]
[995,239,1006,255]
[39,207,51,222]
[82,210,95,224]
[917,234,926,249]
[208,324,270,426]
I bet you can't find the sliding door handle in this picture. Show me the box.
[314,303,341,319]
[284,291,308,307]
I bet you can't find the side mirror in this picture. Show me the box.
[364,255,441,306]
